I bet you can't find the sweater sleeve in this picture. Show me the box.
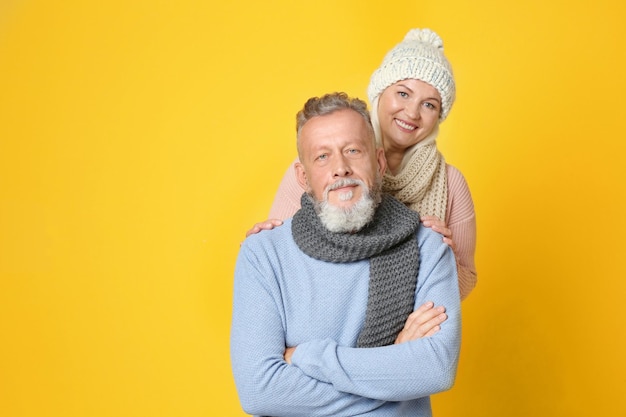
[230,243,385,416]
[268,158,306,220]
[289,230,461,402]
[445,165,477,300]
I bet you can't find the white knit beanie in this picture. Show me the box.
[367,28,456,121]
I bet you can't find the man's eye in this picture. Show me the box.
[317,154,328,160]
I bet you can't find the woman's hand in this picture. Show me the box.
[395,301,447,344]
[245,219,284,238]
[421,215,455,252]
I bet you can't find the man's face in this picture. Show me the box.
[295,109,386,210]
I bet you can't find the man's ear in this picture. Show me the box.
[376,147,387,177]
[295,162,308,189]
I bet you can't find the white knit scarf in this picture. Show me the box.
[383,139,448,222]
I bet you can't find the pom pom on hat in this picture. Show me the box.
[367,28,456,121]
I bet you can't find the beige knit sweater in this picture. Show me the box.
[268,160,477,300]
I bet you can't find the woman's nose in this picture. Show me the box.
[404,102,421,120]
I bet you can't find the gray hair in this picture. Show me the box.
[296,92,375,154]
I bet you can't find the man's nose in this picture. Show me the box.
[332,155,352,177]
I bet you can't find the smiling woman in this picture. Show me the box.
[376,79,441,174]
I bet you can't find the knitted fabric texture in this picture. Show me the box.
[292,193,421,347]
[367,28,455,121]
[384,141,448,222]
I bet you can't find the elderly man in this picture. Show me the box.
[230,92,461,417]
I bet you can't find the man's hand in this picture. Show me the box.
[284,346,296,364]
[395,301,447,344]
[245,219,284,238]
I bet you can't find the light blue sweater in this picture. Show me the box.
[231,218,461,417]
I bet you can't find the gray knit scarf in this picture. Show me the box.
[292,193,421,347]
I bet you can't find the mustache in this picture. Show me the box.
[325,178,364,192]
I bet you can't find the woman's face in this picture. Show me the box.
[377,79,441,152]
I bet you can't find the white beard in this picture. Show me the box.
[313,176,382,233]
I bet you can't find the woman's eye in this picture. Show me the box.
[424,102,436,110]
[398,91,408,98]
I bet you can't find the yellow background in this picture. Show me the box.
[1,0,625,416]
